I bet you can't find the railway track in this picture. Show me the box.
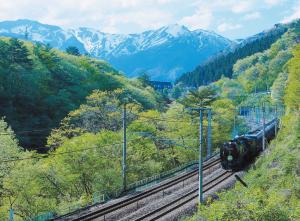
[68,156,221,221]
[133,171,234,221]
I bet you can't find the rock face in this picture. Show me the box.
[0,19,234,81]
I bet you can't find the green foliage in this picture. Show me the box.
[47,89,142,150]
[65,46,81,56]
[284,44,300,111]
[137,72,151,87]
[208,24,299,109]
[7,38,33,67]
[171,83,185,99]
[0,38,160,149]
[271,72,288,106]
[232,53,260,78]
[0,119,22,220]
[210,99,236,146]
[212,77,246,103]
[3,21,299,221]
[2,154,57,219]
[190,113,300,221]
[180,85,218,108]
[177,23,288,87]
[189,42,300,221]
[234,27,297,95]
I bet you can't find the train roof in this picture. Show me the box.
[244,118,278,139]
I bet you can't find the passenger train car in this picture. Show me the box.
[220,118,279,171]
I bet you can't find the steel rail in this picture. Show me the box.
[133,171,234,221]
[69,157,221,221]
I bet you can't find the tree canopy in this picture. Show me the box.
[0,38,161,150]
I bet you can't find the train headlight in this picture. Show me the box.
[227,155,233,161]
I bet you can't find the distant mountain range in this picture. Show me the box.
[0,19,234,81]
[176,22,293,87]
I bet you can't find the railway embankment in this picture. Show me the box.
[188,113,300,221]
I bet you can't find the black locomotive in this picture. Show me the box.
[220,118,279,171]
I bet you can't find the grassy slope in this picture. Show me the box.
[190,114,299,221]
[189,46,300,221]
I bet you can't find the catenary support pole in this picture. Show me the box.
[262,104,266,151]
[122,104,127,192]
[255,107,258,124]
[9,207,14,221]
[207,109,212,159]
[199,109,204,203]
[187,107,210,204]
[275,105,278,136]
[233,111,236,138]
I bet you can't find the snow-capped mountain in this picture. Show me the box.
[0,19,234,81]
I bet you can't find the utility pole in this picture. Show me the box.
[262,104,266,151]
[275,105,278,136]
[207,109,212,159]
[233,109,237,138]
[188,107,211,203]
[257,106,261,124]
[122,104,127,192]
[255,107,258,124]
[9,207,14,221]
[198,109,204,203]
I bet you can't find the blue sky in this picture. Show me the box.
[0,0,299,39]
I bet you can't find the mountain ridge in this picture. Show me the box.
[0,19,234,81]
[176,21,293,86]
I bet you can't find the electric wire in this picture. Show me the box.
[0,136,145,163]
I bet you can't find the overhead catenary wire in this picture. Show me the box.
[134,114,194,123]
[0,105,279,163]
[0,136,146,164]
[0,106,277,136]
[0,128,55,136]
[0,114,197,137]
[0,132,201,164]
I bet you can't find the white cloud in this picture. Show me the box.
[231,1,254,13]
[179,0,257,31]
[244,12,261,20]
[217,22,242,32]
[179,8,213,30]
[0,0,296,38]
[104,10,174,33]
[0,0,179,33]
[264,0,283,6]
[281,2,300,23]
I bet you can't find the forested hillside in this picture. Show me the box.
[0,38,160,150]
[187,21,300,221]
[0,37,242,219]
[0,83,239,220]
[176,22,296,87]
[0,19,299,221]
[190,43,300,221]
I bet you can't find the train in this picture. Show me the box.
[220,118,279,171]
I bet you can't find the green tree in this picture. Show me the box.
[66,46,81,56]
[284,44,300,111]
[0,119,23,220]
[171,83,184,99]
[271,72,288,105]
[180,85,218,108]
[0,37,161,149]
[47,89,141,149]
[137,72,151,87]
[2,155,56,220]
[7,38,33,67]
